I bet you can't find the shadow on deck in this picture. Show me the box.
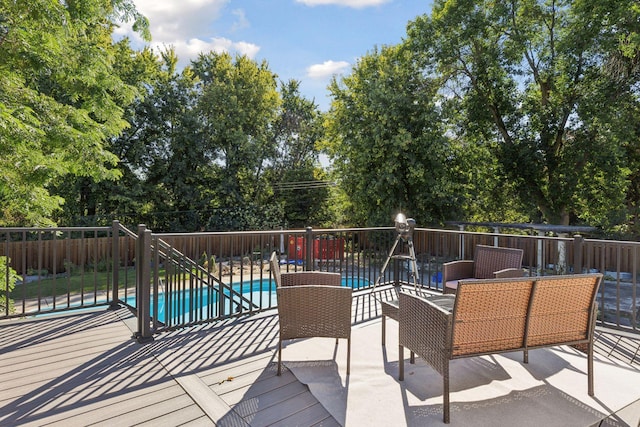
[0,287,638,426]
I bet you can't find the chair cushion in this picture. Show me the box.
[445,280,460,291]
[427,294,456,312]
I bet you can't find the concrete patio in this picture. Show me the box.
[1,288,639,426]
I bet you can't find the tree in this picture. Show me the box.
[407,0,640,227]
[0,0,149,226]
[131,52,208,231]
[52,45,168,228]
[269,80,331,228]
[192,52,281,230]
[324,44,457,227]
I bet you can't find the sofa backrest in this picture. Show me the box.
[473,245,524,279]
[451,273,602,357]
[526,274,601,347]
[451,277,534,356]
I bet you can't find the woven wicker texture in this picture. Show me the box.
[399,293,454,375]
[527,274,600,347]
[270,252,353,375]
[473,245,524,279]
[452,279,533,356]
[277,285,352,340]
[443,245,524,294]
[281,271,342,287]
[398,273,602,424]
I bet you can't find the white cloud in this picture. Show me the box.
[231,9,250,32]
[296,0,390,8]
[134,0,229,41]
[145,38,260,68]
[117,0,259,67]
[307,60,350,79]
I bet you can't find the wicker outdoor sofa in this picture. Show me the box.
[398,273,603,423]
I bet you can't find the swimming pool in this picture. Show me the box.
[127,276,371,324]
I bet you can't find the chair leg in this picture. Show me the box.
[443,363,450,424]
[382,315,386,346]
[399,344,404,381]
[277,338,282,376]
[347,337,351,375]
[588,341,594,396]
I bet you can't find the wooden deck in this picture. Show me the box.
[0,288,639,426]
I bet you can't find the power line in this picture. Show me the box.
[273,180,336,191]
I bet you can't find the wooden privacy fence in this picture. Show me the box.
[2,226,639,278]
[0,231,135,276]
[2,224,640,279]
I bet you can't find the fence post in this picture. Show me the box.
[134,225,154,343]
[458,225,465,260]
[573,234,584,275]
[109,220,121,310]
[492,226,500,247]
[537,230,544,275]
[305,227,313,271]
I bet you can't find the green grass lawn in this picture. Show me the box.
[11,267,138,300]
[8,266,203,300]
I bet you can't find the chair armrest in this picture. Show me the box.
[277,285,352,340]
[493,268,526,279]
[442,260,474,283]
[398,292,453,375]
[280,271,342,287]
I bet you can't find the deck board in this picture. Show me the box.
[0,287,638,426]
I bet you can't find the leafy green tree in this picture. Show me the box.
[0,0,149,226]
[269,80,331,228]
[192,52,281,230]
[52,45,166,228]
[324,44,456,227]
[407,0,640,227]
[135,53,208,231]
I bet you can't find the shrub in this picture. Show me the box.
[0,257,18,314]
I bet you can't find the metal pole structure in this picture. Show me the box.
[134,224,144,339]
[493,227,500,247]
[134,225,154,343]
[458,225,465,260]
[573,235,584,275]
[109,220,120,310]
[373,225,419,293]
[305,227,313,271]
[138,229,153,342]
[557,233,567,274]
[537,230,544,275]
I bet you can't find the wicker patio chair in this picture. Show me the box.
[398,273,602,423]
[270,252,353,376]
[442,244,525,294]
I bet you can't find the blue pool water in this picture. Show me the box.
[128,276,371,324]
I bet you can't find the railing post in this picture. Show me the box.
[305,227,313,271]
[109,220,120,310]
[537,230,544,275]
[134,225,154,343]
[557,233,567,274]
[573,234,584,275]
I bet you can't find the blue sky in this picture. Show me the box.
[119,0,432,111]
